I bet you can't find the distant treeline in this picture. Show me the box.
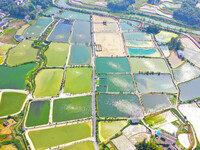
[0,0,51,18]
[107,0,135,12]
[173,0,200,27]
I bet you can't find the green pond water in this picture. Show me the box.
[45,7,60,15]
[69,45,91,65]
[58,10,90,21]
[71,21,91,44]
[96,86,107,92]
[179,77,200,101]
[97,74,136,93]
[26,100,50,127]
[173,62,200,83]
[24,17,53,38]
[98,94,143,118]
[128,48,160,57]
[141,94,171,113]
[120,22,137,31]
[48,19,73,43]
[134,74,177,93]
[0,63,35,89]
[124,32,151,40]
[96,57,131,74]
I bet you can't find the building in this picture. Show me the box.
[130,118,141,125]
[177,50,184,60]
[15,35,25,42]
[3,121,9,127]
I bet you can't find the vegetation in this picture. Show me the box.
[136,139,163,150]
[147,0,160,5]
[167,37,184,51]
[107,0,135,12]
[146,25,160,34]
[0,139,23,150]
[173,0,200,27]
[144,114,166,127]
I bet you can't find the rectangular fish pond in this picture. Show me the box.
[126,41,154,48]
[97,94,143,118]
[134,74,177,93]
[123,32,151,40]
[58,10,90,21]
[47,19,73,43]
[120,22,138,31]
[128,48,160,57]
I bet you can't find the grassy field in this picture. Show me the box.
[129,57,170,73]
[45,43,69,67]
[64,67,92,94]
[155,31,178,42]
[61,141,95,150]
[0,44,14,55]
[34,69,64,98]
[6,40,38,66]
[0,57,4,64]
[26,100,50,127]
[53,96,92,122]
[28,122,92,150]
[16,24,30,36]
[144,114,167,127]
[99,121,127,141]
[0,92,27,117]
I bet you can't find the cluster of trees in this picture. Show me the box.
[173,0,200,27]
[0,0,51,18]
[0,139,23,150]
[147,0,160,5]
[136,139,163,150]
[167,37,184,51]
[146,25,160,34]
[107,0,135,12]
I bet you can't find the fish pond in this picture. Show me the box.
[58,10,90,21]
[96,57,131,74]
[134,74,177,93]
[128,48,160,57]
[120,22,137,31]
[45,7,60,15]
[26,100,50,127]
[0,63,35,89]
[68,45,91,65]
[71,21,91,44]
[126,41,154,48]
[141,94,171,113]
[47,19,73,43]
[53,96,92,122]
[123,32,151,40]
[97,94,143,118]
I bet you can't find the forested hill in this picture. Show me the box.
[0,0,52,18]
[173,0,200,27]
[107,0,135,12]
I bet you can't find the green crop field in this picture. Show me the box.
[0,92,27,117]
[99,121,127,142]
[26,100,50,127]
[0,44,14,55]
[144,114,167,127]
[34,69,64,98]
[61,141,95,150]
[45,43,69,67]
[6,40,38,66]
[28,122,92,150]
[53,96,92,122]
[129,57,170,73]
[64,67,92,94]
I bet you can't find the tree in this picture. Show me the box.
[146,25,160,34]
[30,13,36,20]
[136,139,163,150]
[167,37,184,51]
[107,0,135,12]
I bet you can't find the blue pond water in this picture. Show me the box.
[128,48,157,56]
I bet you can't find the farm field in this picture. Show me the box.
[134,74,177,93]
[0,63,35,89]
[23,17,53,38]
[179,77,200,101]
[97,94,143,118]
[141,94,171,113]
[69,45,91,65]
[123,32,151,40]
[28,122,92,150]
[34,69,64,98]
[6,40,38,66]
[155,31,178,42]
[0,44,14,55]
[0,92,27,117]
[128,48,160,57]
[168,51,184,68]
[92,15,117,23]
[47,19,73,43]
[0,57,4,64]
[96,57,130,73]
[63,67,92,94]
[99,121,127,141]
[160,46,170,57]
[112,135,136,150]
[26,100,50,127]
[61,141,95,150]
[94,33,125,57]
[71,21,91,44]
[16,24,30,36]
[97,74,136,93]
[181,37,200,52]
[129,57,169,73]
[0,144,17,150]
[182,48,200,68]
[93,22,119,32]
[45,43,69,67]
[126,40,154,48]
[53,96,92,122]
[173,62,200,83]
[58,10,90,21]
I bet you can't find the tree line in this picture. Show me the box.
[107,0,135,12]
